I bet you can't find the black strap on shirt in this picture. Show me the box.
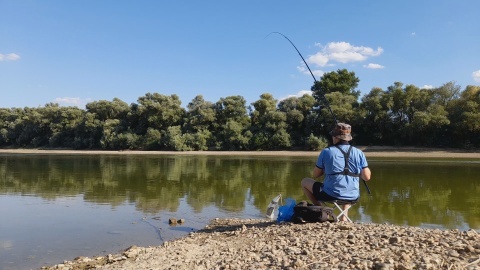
[328,145,360,177]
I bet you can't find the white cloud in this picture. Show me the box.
[422,85,434,89]
[279,90,312,102]
[312,69,324,78]
[53,97,92,108]
[363,63,385,69]
[411,32,416,37]
[307,42,383,67]
[297,66,324,78]
[307,52,329,67]
[0,53,20,61]
[473,70,480,83]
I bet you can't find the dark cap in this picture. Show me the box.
[329,123,353,141]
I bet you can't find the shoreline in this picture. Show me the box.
[2,147,480,159]
[43,218,480,270]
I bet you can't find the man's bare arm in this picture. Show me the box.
[313,167,324,178]
[360,167,371,181]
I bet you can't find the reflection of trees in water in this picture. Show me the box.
[365,161,480,229]
[1,156,479,229]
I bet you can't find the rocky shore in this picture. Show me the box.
[43,218,480,270]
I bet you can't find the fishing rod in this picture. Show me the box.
[268,31,338,125]
[269,32,371,194]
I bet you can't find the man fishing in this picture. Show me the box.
[301,123,371,221]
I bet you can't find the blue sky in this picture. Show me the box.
[1,0,479,109]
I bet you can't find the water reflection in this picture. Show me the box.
[1,155,479,230]
[366,159,480,229]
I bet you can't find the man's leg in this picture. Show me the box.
[301,178,322,206]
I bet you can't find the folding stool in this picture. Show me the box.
[323,199,358,223]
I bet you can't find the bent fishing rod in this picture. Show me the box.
[268,32,338,125]
[269,32,371,194]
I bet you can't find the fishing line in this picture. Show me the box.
[267,32,371,194]
[266,31,338,125]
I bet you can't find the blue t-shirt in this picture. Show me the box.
[316,143,368,200]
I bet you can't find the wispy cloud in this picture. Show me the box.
[0,53,20,61]
[307,42,383,67]
[53,97,92,108]
[363,63,385,69]
[422,85,434,89]
[473,70,480,83]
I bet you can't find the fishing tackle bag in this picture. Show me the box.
[292,201,337,223]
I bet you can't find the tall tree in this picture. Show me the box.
[44,104,85,148]
[278,94,316,146]
[358,87,389,144]
[312,69,360,99]
[133,93,186,135]
[250,93,290,150]
[311,69,361,137]
[431,81,461,107]
[213,95,251,150]
[185,95,216,132]
[85,98,130,121]
[448,85,480,148]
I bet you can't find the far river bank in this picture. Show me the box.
[1,146,480,159]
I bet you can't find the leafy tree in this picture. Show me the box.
[100,119,121,149]
[0,108,21,146]
[2,74,480,150]
[220,120,253,150]
[10,107,51,147]
[213,95,251,150]
[164,125,190,151]
[278,94,316,146]
[448,85,480,148]
[312,69,360,99]
[82,98,133,149]
[183,95,216,150]
[250,93,290,150]
[358,87,389,144]
[410,104,450,146]
[41,104,85,148]
[74,112,103,149]
[431,81,461,107]
[85,98,130,121]
[185,95,216,132]
[310,69,361,138]
[306,133,328,150]
[143,128,162,150]
[133,93,186,135]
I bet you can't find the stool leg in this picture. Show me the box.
[334,203,352,222]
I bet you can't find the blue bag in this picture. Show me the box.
[276,198,296,222]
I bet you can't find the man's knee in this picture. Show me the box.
[301,178,315,189]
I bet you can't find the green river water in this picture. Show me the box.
[0,154,479,270]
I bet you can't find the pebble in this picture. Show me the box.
[42,218,480,270]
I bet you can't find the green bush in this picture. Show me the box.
[306,134,327,151]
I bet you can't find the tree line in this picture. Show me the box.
[1,69,479,150]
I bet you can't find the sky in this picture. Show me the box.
[1,0,479,109]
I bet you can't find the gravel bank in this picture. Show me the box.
[43,218,480,270]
